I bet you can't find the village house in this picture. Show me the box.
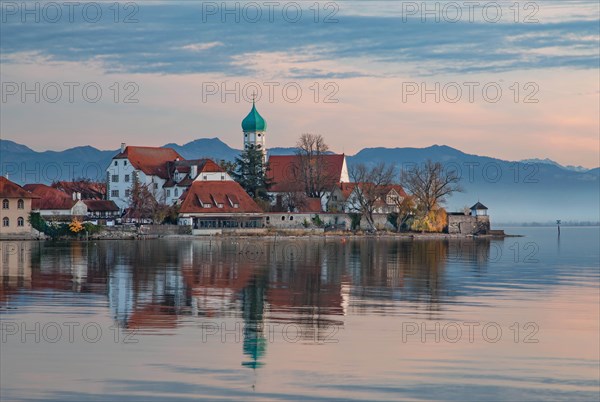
[51,181,106,200]
[83,200,121,223]
[0,176,38,237]
[328,183,407,214]
[49,181,119,223]
[23,184,88,220]
[106,144,232,210]
[178,180,264,235]
[267,154,350,212]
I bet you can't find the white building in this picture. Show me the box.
[106,144,233,210]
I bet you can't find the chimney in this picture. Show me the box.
[72,192,77,200]
[77,192,81,200]
[190,165,198,178]
[120,143,126,153]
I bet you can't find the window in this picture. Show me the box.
[17,217,24,227]
[111,190,119,198]
[2,217,8,227]
[2,199,8,209]
[221,175,225,180]
[124,160,127,166]
[281,216,285,221]
[166,189,171,197]
[174,188,179,196]
[258,133,261,137]
[124,174,130,183]
[125,189,130,198]
[290,216,294,221]
[153,183,158,190]
[17,199,24,209]
[114,161,118,166]
[112,175,119,183]
[203,175,207,180]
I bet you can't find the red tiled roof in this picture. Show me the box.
[51,181,106,200]
[199,159,224,173]
[115,146,183,179]
[163,179,176,188]
[0,177,38,199]
[23,184,77,210]
[83,200,120,212]
[267,154,346,192]
[179,181,262,214]
[167,159,224,178]
[176,177,193,187]
[297,197,323,213]
[338,182,358,199]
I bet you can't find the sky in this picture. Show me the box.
[1,0,599,168]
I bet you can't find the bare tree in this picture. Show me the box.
[127,180,157,223]
[280,191,308,213]
[391,195,417,232]
[348,162,396,231]
[401,160,463,214]
[295,133,334,198]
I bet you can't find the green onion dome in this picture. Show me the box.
[241,100,267,132]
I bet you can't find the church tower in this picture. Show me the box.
[241,97,267,162]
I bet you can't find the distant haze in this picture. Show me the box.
[2,138,598,224]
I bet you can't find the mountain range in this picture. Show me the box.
[1,138,598,223]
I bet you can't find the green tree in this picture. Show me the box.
[232,147,272,201]
[218,159,237,176]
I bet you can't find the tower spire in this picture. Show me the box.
[241,96,267,163]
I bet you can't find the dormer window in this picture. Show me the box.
[203,203,212,208]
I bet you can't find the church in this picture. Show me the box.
[239,99,350,215]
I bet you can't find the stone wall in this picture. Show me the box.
[447,214,490,235]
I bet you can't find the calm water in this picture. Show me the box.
[1,227,599,401]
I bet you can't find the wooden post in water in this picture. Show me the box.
[556,219,561,236]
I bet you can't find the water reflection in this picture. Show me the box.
[2,229,599,401]
[0,237,502,369]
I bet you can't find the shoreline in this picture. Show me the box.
[0,231,522,242]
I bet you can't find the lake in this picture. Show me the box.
[1,227,599,401]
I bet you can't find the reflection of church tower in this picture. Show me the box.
[241,271,268,369]
[241,97,267,163]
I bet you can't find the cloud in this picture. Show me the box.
[0,3,597,77]
[180,42,223,52]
